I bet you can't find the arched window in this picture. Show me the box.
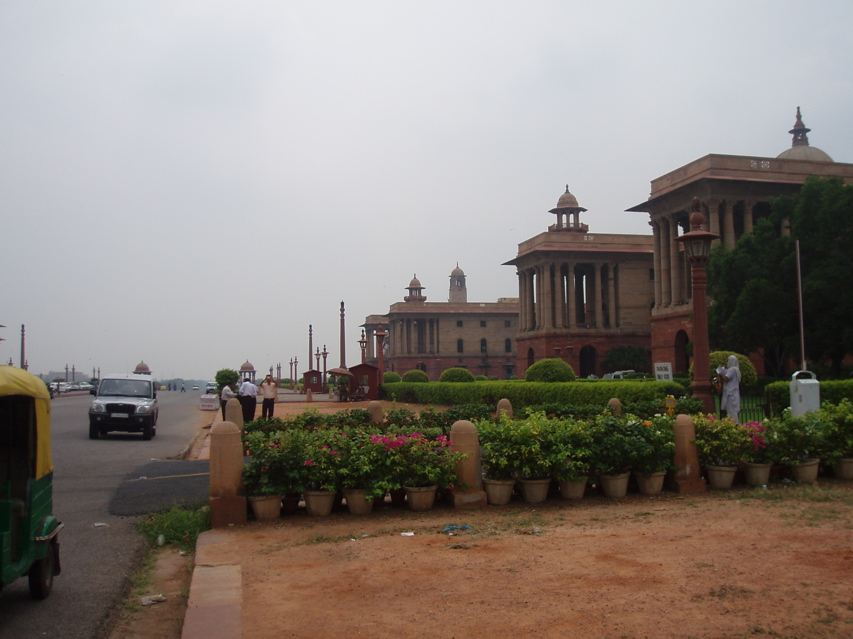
[457,339,464,353]
[504,338,512,352]
[480,339,487,353]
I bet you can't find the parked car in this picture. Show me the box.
[192,385,199,391]
[88,374,158,440]
[205,382,218,394]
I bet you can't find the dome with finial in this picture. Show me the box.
[408,274,422,289]
[450,263,464,277]
[133,361,151,375]
[777,107,833,162]
[239,360,255,373]
[550,185,587,213]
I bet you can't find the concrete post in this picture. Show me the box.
[496,398,513,419]
[448,420,486,509]
[306,388,312,403]
[225,397,243,431]
[367,400,384,424]
[209,421,247,528]
[607,398,622,417]
[668,414,706,494]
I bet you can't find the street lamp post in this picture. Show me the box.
[358,330,368,364]
[374,324,388,379]
[315,347,320,371]
[289,359,294,390]
[677,198,720,414]
[321,345,328,387]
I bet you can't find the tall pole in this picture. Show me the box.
[339,301,346,368]
[795,240,807,371]
[20,324,26,371]
[308,324,313,371]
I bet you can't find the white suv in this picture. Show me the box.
[89,374,159,440]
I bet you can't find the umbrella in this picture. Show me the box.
[327,367,354,377]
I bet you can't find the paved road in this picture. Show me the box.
[0,389,209,639]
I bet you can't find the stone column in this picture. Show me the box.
[568,263,577,328]
[608,263,618,328]
[558,264,567,328]
[535,265,544,329]
[209,421,247,528]
[527,269,536,330]
[660,218,672,307]
[743,199,755,235]
[668,414,706,494]
[448,420,487,509]
[517,272,526,332]
[542,262,554,329]
[706,199,721,247]
[722,201,736,250]
[652,221,662,309]
[669,217,682,304]
[594,262,604,328]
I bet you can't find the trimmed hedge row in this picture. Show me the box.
[766,378,853,415]
[381,380,687,409]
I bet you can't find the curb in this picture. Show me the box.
[182,530,242,639]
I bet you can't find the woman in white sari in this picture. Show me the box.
[720,355,741,422]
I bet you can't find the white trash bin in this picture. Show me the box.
[790,370,820,417]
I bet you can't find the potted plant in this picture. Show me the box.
[741,421,775,486]
[543,416,592,500]
[765,409,828,483]
[302,431,344,515]
[589,414,637,498]
[242,430,293,520]
[818,399,853,479]
[395,432,466,511]
[336,428,387,514]
[628,414,676,495]
[691,414,751,489]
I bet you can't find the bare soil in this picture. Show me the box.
[111,400,853,639]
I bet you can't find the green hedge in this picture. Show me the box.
[766,379,853,415]
[381,380,687,409]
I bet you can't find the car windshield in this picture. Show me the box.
[99,379,152,398]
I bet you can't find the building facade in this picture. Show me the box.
[628,108,853,374]
[362,268,519,380]
[505,187,655,378]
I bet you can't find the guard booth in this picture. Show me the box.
[303,369,323,394]
[348,363,380,401]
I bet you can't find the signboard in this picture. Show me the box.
[654,362,673,382]
[199,394,219,411]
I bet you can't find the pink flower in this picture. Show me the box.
[304,459,314,466]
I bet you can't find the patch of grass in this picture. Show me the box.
[708,584,753,600]
[139,504,211,550]
[724,484,853,505]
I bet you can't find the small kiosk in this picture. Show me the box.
[348,363,380,401]
[303,369,323,394]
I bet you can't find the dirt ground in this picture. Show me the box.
[112,399,853,639]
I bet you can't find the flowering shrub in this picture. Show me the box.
[818,399,853,465]
[542,416,592,482]
[477,413,552,480]
[629,414,676,477]
[588,414,640,475]
[242,429,308,495]
[335,429,388,500]
[764,409,829,465]
[302,430,345,491]
[743,421,774,464]
[691,414,751,466]
[378,433,466,488]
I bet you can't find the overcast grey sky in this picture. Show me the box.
[2,1,851,381]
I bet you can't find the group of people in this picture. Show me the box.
[219,374,278,423]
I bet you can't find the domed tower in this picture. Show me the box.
[777,107,833,162]
[239,360,256,382]
[448,263,467,303]
[549,185,588,232]
[404,275,426,304]
[133,361,151,375]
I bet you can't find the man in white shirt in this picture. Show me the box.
[258,374,278,420]
[238,377,258,423]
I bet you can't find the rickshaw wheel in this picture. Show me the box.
[28,540,56,599]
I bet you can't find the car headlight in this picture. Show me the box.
[136,404,153,414]
[91,404,106,413]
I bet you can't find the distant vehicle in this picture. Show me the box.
[88,374,158,440]
[192,385,199,391]
[205,382,218,394]
[603,370,635,379]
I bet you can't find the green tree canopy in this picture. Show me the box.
[439,367,475,383]
[401,369,430,383]
[214,368,239,389]
[601,346,650,374]
[524,358,576,382]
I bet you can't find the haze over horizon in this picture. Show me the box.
[3,2,851,380]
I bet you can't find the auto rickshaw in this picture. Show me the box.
[0,366,62,598]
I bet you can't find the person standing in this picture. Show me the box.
[220,383,237,420]
[259,374,278,420]
[238,377,258,424]
[719,355,741,423]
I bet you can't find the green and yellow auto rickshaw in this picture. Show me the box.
[0,366,62,598]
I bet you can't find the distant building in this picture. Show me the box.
[505,187,654,378]
[628,108,853,374]
[362,267,519,379]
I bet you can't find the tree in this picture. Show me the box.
[601,346,650,374]
[439,367,475,383]
[401,369,430,383]
[708,218,798,377]
[524,358,576,382]
[214,368,239,389]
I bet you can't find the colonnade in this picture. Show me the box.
[518,261,619,332]
[388,318,440,355]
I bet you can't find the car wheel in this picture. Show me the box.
[28,540,56,599]
[142,422,153,440]
[89,422,100,440]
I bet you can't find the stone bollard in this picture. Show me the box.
[448,420,487,509]
[225,397,243,431]
[367,400,384,424]
[209,421,248,528]
[496,398,513,419]
[306,388,312,403]
[668,414,706,494]
[607,398,622,417]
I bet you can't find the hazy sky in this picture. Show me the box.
[2,1,851,381]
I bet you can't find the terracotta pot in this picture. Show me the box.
[599,472,630,498]
[706,465,737,489]
[303,490,336,516]
[634,471,666,495]
[343,488,374,515]
[248,495,281,521]
[518,478,551,504]
[557,478,586,500]
[404,485,438,511]
[833,458,853,480]
[791,459,820,484]
[483,478,516,505]
[743,462,772,487]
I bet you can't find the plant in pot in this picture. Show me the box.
[765,408,828,483]
[394,432,467,511]
[741,420,775,486]
[476,414,523,505]
[818,399,853,479]
[543,416,592,500]
[243,430,298,520]
[627,414,676,495]
[691,414,751,489]
[336,428,387,514]
[589,414,637,498]
[301,431,344,515]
